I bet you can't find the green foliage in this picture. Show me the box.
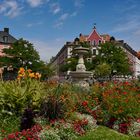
[94,63,111,77]
[41,63,56,80]
[0,38,44,72]
[0,81,140,139]
[39,84,78,120]
[0,79,45,116]
[96,42,130,76]
[0,115,20,138]
[60,57,78,72]
[77,126,140,140]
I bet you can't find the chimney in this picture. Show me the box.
[4,28,9,34]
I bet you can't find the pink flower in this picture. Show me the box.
[137,118,140,123]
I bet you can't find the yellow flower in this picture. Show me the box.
[29,73,35,78]
[18,67,25,74]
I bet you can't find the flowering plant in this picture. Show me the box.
[3,124,42,140]
[17,67,41,80]
[101,81,140,122]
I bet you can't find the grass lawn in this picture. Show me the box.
[76,126,140,140]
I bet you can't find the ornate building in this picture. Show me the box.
[50,26,140,79]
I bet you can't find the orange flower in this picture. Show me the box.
[29,72,35,78]
[60,95,65,101]
[18,67,25,74]
[27,69,32,73]
[35,72,41,79]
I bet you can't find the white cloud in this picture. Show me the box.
[59,13,69,21]
[54,22,63,29]
[111,13,140,52]
[112,19,140,33]
[0,0,22,18]
[54,13,69,29]
[26,0,44,7]
[74,0,85,8]
[26,21,43,27]
[50,3,61,14]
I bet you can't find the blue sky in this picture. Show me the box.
[0,0,140,62]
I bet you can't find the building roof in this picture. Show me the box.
[115,40,137,57]
[87,27,102,41]
[0,28,17,44]
[100,34,110,42]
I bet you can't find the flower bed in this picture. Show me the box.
[0,70,140,139]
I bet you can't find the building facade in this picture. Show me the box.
[0,28,17,55]
[0,28,17,79]
[50,42,73,79]
[50,27,140,79]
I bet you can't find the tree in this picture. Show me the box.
[60,57,78,72]
[0,38,44,72]
[95,63,111,77]
[41,63,56,80]
[95,42,131,77]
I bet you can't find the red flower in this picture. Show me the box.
[119,123,129,134]
[8,133,15,139]
[123,92,127,95]
[124,81,129,85]
[82,101,88,107]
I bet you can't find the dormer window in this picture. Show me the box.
[3,36,8,43]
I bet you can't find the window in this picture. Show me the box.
[93,49,96,55]
[92,40,96,46]
[3,36,8,43]
[99,40,101,44]
[91,40,96,46]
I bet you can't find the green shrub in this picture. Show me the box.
[0,79,45,116]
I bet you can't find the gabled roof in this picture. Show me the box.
[87,27,102,41]
[0,28,17,44]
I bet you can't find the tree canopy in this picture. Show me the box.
[0,38,44,72]
[95,42,131,76]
